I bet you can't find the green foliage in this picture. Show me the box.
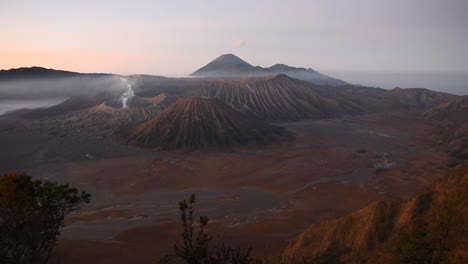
[0,172,91,264]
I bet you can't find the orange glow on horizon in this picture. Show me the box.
[0,49,150,74]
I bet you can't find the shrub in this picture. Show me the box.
[159,194,261,264]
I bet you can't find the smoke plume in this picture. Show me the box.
[119,77,134,108]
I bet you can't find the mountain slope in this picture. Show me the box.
[425,96,468,160]
[190,54,254,78]
[262,64,348,86]
[124,97,292,150]
[382,87,457,109]
[283,163,468,263]
[39,94,178,135]
[190,54,349,86]
[130,74,458,122]
[199,74,369,120]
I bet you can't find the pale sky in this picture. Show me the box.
[1,0,467,77]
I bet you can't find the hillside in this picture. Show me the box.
[9,73,458,134]
[262,64,348,86]
[123,75,459,122]
[425,96,468,161]
[199,74,370,120]
[198,75,456,121]
[38,94,178,136]
[382,87,457,109]
[283,163,468,263]
[123,97,292,151]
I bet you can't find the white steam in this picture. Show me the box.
[119,77,134,108]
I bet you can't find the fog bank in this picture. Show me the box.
[0,75,127,100]
[0,98,67,115]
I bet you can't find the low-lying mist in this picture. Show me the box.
[0,98,68,116]
[0,75,128,100]
[0,75,138,116]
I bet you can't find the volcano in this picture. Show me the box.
[190,54,349,86]
[124,97,292,151]
[190,54,254,78]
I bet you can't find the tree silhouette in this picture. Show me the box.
[161,194,261,264]
[174,194,213,263]
[0,172,91,264]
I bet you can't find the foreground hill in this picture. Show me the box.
[425,96,468,161]
[123,97,292,151]
[190,54,349,86]
[283,163,468,263]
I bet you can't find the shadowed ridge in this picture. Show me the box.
[0,66,114,80]
[0,66,79,76]
[283,163,468,263]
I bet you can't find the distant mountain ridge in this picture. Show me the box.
[0,66,113,80]
[190,54,349,86]
[0,67,79,80]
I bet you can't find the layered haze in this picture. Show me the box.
[0,1,467,263]
[327,70,468,95]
